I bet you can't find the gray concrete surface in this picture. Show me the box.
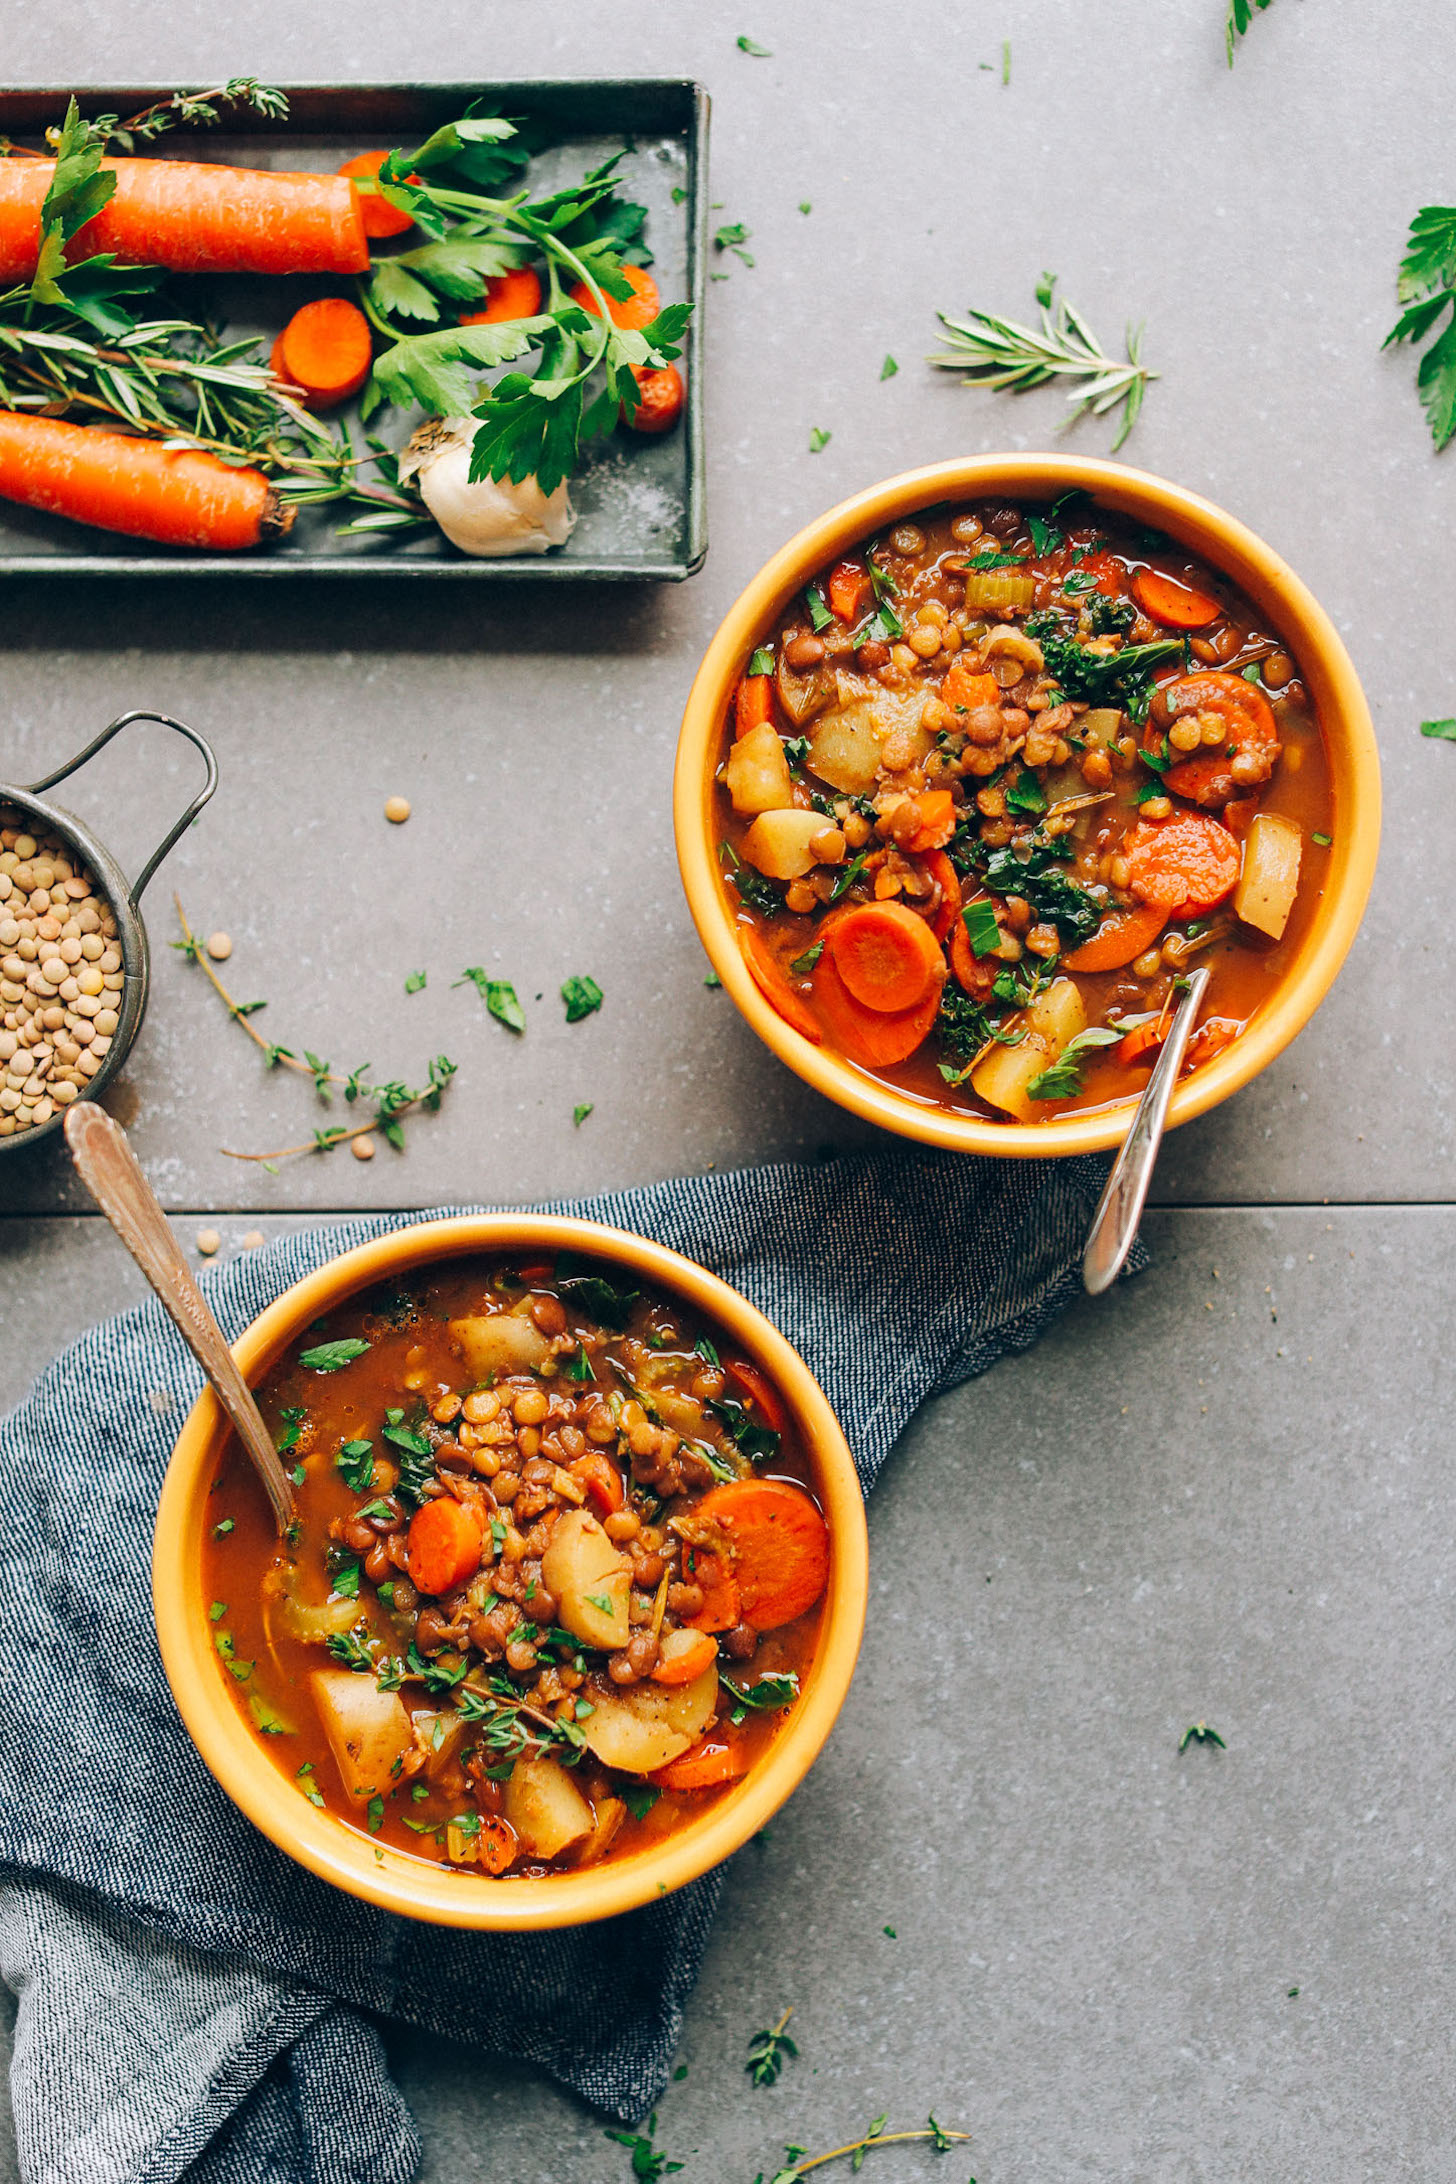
[2,0,1455,2177]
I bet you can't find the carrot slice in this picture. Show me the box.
[739,923,823,1043]
[625,364,685,435]
[569,1451,625,1519]
[811,945,942,1066]
[276,298,373,410]
[0,158,369,279]
[651,1737,749,1792]
[923,849,962,943]
[682,1548,741,1634]
[407,1496,484,1596]
[724,1357,788,1436]
[1116,1020,1167,1068]
[1063,901,1169,972]
[1071,548,1127,598]
[1132,568,1221,630]
[734,672,774,739]
[827,560,870,621]
[1123,814,1242,915]
[829,901,943,1014]
[694,1479,830,1631]
[337,150,417,239]
[901,789,957,854]
[948,902,999,998]
[460,265,543,324]
[1151,671,1281,806]
[1184,1016,1240,1072]
[941,659,1001,713]
[649,1630,719,1686]
[477,1815,518,1875]
[568,263,660,330]
[0,411,285,549]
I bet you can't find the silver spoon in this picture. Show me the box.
[1082,964,1210,1297]
[64,1101,296,1532]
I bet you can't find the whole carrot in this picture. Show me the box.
[0,411,290,548]
[0,158,368,279]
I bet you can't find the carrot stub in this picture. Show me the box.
[1132,568,1221,630]
[0,410,287,549]
[682,1549,742,1634]
[829,900,943,1014]
[460,265,543,325]
[406,1496,485,1596]
[733,671,774,739]
[337,151,417,239]
[1123,814,1242,916]
[810,945,941,1067]
[625,364,685,435]
[739,923,823,1044]
[649,1630,719,1686]
[827,560,870,621]
[650,1737,749,1792]
[1063,901,1169,972]
[274,298,373,410]
[568,262,660,329]
[0,158,369,279]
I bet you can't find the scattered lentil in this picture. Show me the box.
[384,796,412,824]
[197,1228,221,1257]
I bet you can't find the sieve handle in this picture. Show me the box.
[24,711,218,901]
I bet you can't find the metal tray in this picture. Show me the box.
[0,80,709,580]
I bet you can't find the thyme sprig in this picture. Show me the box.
[172,898,457,1164]
[929,272,1156,452]
[71,80,290,154]
[764,2115,971,2181]
[746,2007,798,2089]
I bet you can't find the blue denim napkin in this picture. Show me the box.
[0,1147,1132,2184]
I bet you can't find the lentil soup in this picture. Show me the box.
[715,496,1334,1122]
[205,1253,829,1880]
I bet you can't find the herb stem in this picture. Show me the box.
[782,2126,972,2178]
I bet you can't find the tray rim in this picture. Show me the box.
[0,77,709,581]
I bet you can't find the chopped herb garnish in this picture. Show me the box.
[1038,631,1187,723]
[746,2006,798,2088]
[1179,1719,1227,1751]
[879,353,898,380]
[748,646,775,676]
[326,1628,375,1674]
[804,585,834,632]
[709,1396,780,1466]
[332,1557,362,1600]
[456,968,525,1032]
[208,1599,228,1621]
[966,549,1023,570]
[1310,831,1331,846]
[788,940,824,976]
[829,852,870,904]
[1419,717,1456,741]
[366,1795,385,1834]
[573,1102,594,1126]
[275,1405,306,1454]
[736,34,772,54]
[694,1334,720,1366]
[298,1337,370,1373]
[404,970,426,994]
[961,897,1002,958]
[561,975,604,1023]
[1026,1025,1122,1101]
[704,969,722,988]
[623,1782,661,1823]
[555,1254,640,1328]
[808,426,832,453]
[210,1518,234,1539]
[335,1437,375,1493]
[1004,767,1047,817]
[296,1762,325,1808]
[722,1671,799,1723]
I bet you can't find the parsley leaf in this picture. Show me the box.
[789,940,824,976]
[1025,1025,1122,1101]
[966,549,1023,571]
[808,426,832,453]
[737,34,773,54]
[721,1671,799,1723]
[1385,208,1456,449]
[961,898,1002,958]
[623,1782,661,1821]
[803,586,834,632]
[880,353,899,380]
[555,1254,640,1329]
[335,1438,375,1493]
[298,1338,370,1372]
[561,975,604,1022]
[1004,767,1047,817]
[573,1101,594,1126]
[456,968,525,1031]
[1420,717,1456,741]
[748,646,775,676]
[404,970,426,994]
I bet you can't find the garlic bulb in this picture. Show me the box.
[398,416,576,557]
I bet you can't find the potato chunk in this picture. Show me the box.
[1233,811,1302,940]
[972,977,1087,1122]
[724,723,795,814]
[740,809,830,880]
[808,687,931,795]
[310,1670,412,1806]
[541,1508,632,1649]
[578,1663,719,1775]
[448,1312,550,1383]
[503,1755,594,1860]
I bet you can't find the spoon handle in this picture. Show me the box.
[64,1103,296,1532]
[1082,965,1211,1298]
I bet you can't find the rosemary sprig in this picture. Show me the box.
[746,2006,798,2088]
[928,272,1156,452]
[172,899,457,1164]
[765,2115,971,2181]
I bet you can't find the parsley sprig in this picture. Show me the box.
[1386,206,1456,450]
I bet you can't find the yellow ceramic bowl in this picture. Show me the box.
[154,1214,868,1930]
[675,454,1381,1158]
